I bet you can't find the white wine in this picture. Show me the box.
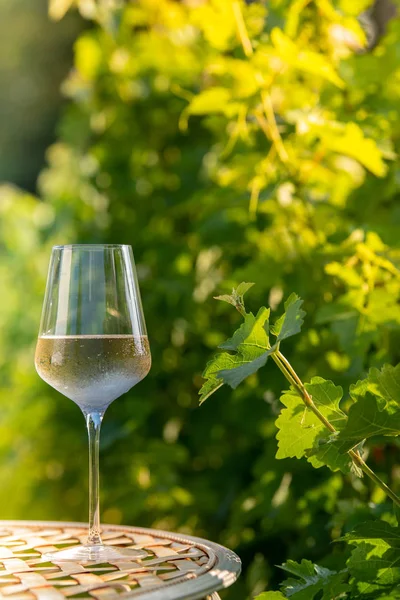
[35,335,151,411]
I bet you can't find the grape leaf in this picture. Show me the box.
[199,307,272,403]
[200,292,306,403]
[306,435,351,474]
[218,350,273,389]
[218,307,273,388]
[220,306,269,351]
[271,293,306,342]
[343,521,400,589]
[276,377,350,473]
[342,521,400,546]
[236,282,256,297]
[305,377,347,424]
[371,364,400,406]
[336,393,400,453]
[278,559,350,600]
[351,364,400,406]
[214,281,255,313]
[199,353,232,404]
[350,375,381,402]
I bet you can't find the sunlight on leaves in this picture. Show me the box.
[199,306,272,402]
[343,521,400,589]
[276,377,350,473]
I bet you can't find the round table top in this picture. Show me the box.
[0,521,241,600]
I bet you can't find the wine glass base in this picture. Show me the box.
[44,544,148,563]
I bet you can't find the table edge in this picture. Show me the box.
[0,520,242,600]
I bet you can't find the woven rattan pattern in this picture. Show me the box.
[0,522,218,599]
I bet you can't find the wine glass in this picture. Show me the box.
[35,244,151,562]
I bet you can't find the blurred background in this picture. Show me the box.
[1,1,400,598]
[0,0,81,189]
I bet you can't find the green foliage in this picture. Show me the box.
[214,281,255,313]
[271,294,306,343]
[337,365,400,451]
[337,394,400,453]
[278,559,350,599]
[257,560,350,599]
[343,521,400,593]
[200,291,307,401]
[200,306,272,401]
[351,365,400,409]
[276,378,350,474]
[204,285,400,597]
[3,0,400,598]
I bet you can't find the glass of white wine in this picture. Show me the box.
[35,244,151,562]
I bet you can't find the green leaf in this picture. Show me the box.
[306,377,347,425]
[351,364,400,405]
[350,375,380,402]
[279,559,350,600]
[306,435,351,474]
[342,520,400,546]
[336,393,400,453]
[199,307,271,402]
[236,282,255,297]
[220,306,270,351]
[219,350,273,389]
[320,122,387,177]
[271,293,306,342]
[276,377,350,473]
[343,521,400,589]
[199,353,230,404]
[296,50,345,89]
[371,364,400,406]
[270,29,345,88]
[214,281,255,313]
[187,87,233,116]
[276,390,312,460]
[218,307,273,388]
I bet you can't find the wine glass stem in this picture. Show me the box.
[85,411,104,546]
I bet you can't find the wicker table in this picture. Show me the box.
[0,521,241,600]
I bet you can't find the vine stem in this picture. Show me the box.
[271,350,400,508]
[260,92,289,164]
[232,1,253,57]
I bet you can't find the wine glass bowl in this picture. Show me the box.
[35,334,151,413]
[35,245,151,562]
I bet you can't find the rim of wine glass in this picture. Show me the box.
[52,244,131,250]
